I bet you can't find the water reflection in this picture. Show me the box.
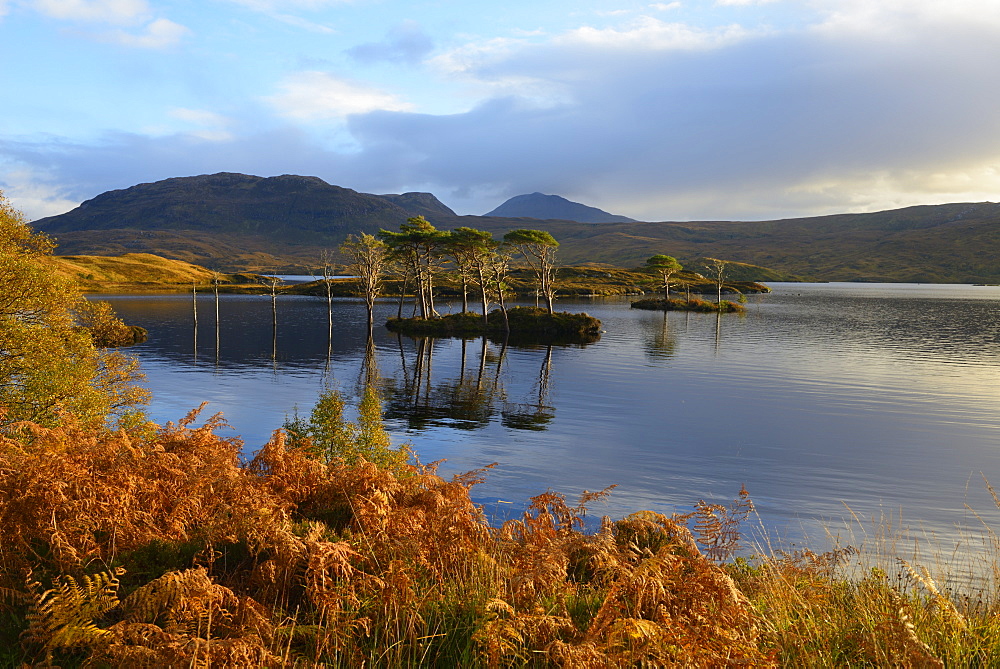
[501,344,554,431]
[644,312,677,360]
[381,335,562,432]
[98,286,1000,559]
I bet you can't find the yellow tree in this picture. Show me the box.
[0,192,148,429]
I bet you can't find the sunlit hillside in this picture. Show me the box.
[46,253,246,292]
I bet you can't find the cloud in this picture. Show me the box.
[22,0,189,48]
[347,21,434,65]
[343,12,1000,219]
[715,0,779,6]
[268,13,335,33]
[554,16,750,50]
[220,0,350,12]
[0,168,82,219]
[167,108,234,141]
[31,0,150,24]
[7,5,1000,222]
[265,72,414,121]
[103,17,189,48]
[216,0,343,30]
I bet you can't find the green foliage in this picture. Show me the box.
[0,192,148,429]
[503,228,559,248]
[646,254,683,299]
[285,384,408,470]
[646,254,681,271]
[76,299,148,347]
[380,216,449,318]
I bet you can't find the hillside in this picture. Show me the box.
[46,252,253,292]
[461,202,1000,282]
[379,192,457,219]
[31,173,1000,282]
[485,192,636,223]
[33,173,444,271]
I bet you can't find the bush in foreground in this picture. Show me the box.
[1,400,999,666]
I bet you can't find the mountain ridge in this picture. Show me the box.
[30,173,1000,282]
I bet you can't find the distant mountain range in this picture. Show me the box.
[486,192,636,223]
[31,172,1000,283]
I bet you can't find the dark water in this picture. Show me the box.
[101,284,1000,556]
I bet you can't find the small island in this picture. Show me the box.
[386,306,602,344]
[630,297,746,313]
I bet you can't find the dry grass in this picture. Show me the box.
[1,402,1000,666]
[45,252,245,292]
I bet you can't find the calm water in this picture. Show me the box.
[102,284,1000,556]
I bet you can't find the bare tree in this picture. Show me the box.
[319,249,336,342]
[341,233,389,331]
[704,258,728,305]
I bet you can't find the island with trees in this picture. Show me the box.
[354,217,604,342]
[629,255,755,313]
[315,217,772,343]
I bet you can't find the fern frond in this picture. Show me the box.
[120,567,214,625]
[693,486,754,561]
[22,567,124,652]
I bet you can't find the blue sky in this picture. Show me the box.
[2,0,1000,223]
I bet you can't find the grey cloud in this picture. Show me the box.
[347,21,434,65]
[345,23,1000,217]
[8,17,1000,221]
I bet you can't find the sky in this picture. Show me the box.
[2,0,1000,223]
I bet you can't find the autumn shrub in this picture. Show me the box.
[4,389,1000,666]
[0,399,777,667]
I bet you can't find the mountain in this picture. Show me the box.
[379,192,456,219]
[466,202,1000,283]
[31,173,436,271]
[485,193,636,223]
[30,172,1000,282]
[35,173,410,238]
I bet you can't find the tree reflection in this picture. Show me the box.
[714,311,721,356]
[501,344,555,431]
[382,336,561,432]
[645,312,678,360]
[382,336,502,430]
